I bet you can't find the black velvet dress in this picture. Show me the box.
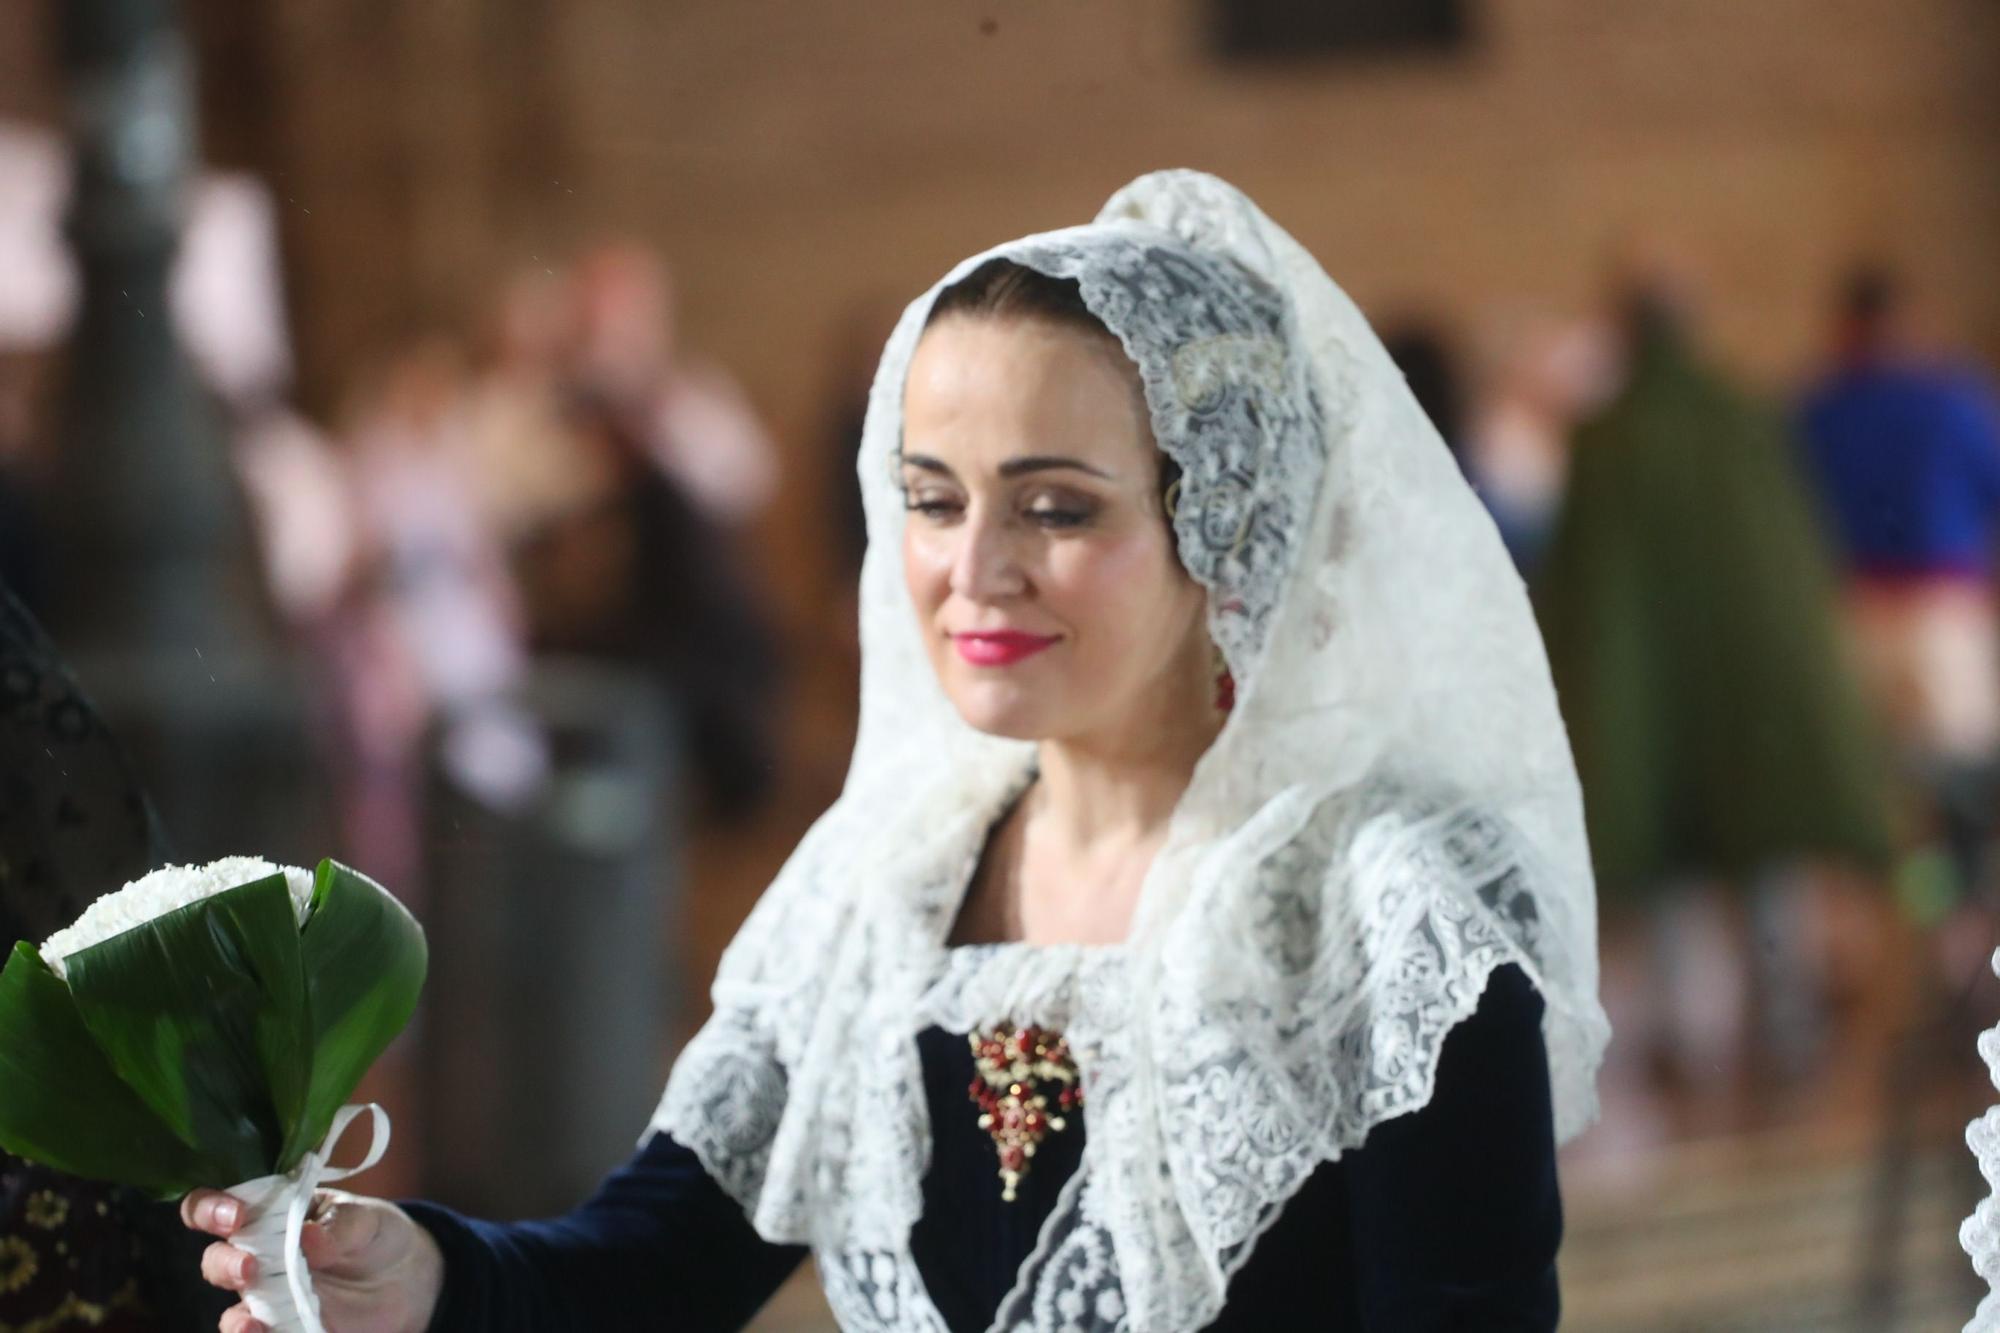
[405,962,1561,1331]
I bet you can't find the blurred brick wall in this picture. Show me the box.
[8,0,2000,743]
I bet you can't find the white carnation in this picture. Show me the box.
[39,857,316,981]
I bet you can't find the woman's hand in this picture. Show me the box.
[181,1187,445,1333]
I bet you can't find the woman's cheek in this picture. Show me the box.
[902,527,952,619]
[1048,531,1173,655]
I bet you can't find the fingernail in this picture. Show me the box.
[237,1254,256,1284]
[216,1199,239,1229]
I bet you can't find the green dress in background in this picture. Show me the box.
[1533,325,1894,905]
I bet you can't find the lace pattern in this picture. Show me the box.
[997,230,1343,680]
[654,170,1609,1331]
[661,777,1581,1330]
[1964,947,2000,1332]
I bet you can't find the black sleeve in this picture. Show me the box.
[1345,961,1564,1332]
[402,1132,807,1332]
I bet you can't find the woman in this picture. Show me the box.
[183,171,1608,1331]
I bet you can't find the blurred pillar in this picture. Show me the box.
[420,660,681,1219]
[53,0,252,654]
[48,0,325,866]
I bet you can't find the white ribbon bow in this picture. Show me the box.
[227,1103,392,1333]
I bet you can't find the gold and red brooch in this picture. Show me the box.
[967,1025,1083,1202]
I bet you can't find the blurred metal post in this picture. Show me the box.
[419,660,681,1219]
[48,0,324,866]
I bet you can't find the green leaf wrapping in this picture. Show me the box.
[0,941,203,1196]
[0,858,426,1195]
[291,860,427,1162]
[63,873,311,1185]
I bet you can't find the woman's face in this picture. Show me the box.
[901,314,1211,743]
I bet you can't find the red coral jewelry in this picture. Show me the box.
[966,1026,1083,1202]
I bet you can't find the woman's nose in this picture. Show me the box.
[949,509,1027,601]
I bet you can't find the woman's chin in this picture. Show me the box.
[945,683,1059,741]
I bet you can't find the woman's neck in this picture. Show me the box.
[985,693,1217,947]
[1029,654,1223,852]
[947,635,1225,948]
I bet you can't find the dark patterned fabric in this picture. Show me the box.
[0,1171,151,1333]
[0,579,225,1332]
[0,586,165,945]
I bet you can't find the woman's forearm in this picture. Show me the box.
[401,1132,806,1332]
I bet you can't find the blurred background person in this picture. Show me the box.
[0,351,54,614]
[0,122,68,618]
[563,242,778,529]
[1386,311,1616,576]
[1462,309,1618,575]
[1383,321,1468,455]
[457,266,604,553]
[1795,266,2000,1317]
[1798,264,2000,931]
[329,336,543,896]
[1536,252,1896,1140]
[510,244,786,822]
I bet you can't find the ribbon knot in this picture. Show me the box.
[228,1103,392,1333]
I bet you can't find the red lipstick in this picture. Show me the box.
[953,631,1060,666]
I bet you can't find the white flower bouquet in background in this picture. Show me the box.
[0,856,427,1333]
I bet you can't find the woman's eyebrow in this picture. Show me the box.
[899,454,1114,481]
[997,455,1114,480]
[899,453,955,477]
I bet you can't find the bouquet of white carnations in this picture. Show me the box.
[0,856,426,1333]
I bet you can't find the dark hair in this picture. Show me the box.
[926,258,1105,334]
[1840,262,1900,328]
[923,259,1183,521]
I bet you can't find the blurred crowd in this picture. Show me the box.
[0,222,789,911]
[251,244,790,893]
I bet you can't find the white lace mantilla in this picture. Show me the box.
[1963,947,2000,1332]
[653,171,1609,1331]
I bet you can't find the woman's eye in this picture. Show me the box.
[904,495,963,520]
[1026,504,1092,529]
